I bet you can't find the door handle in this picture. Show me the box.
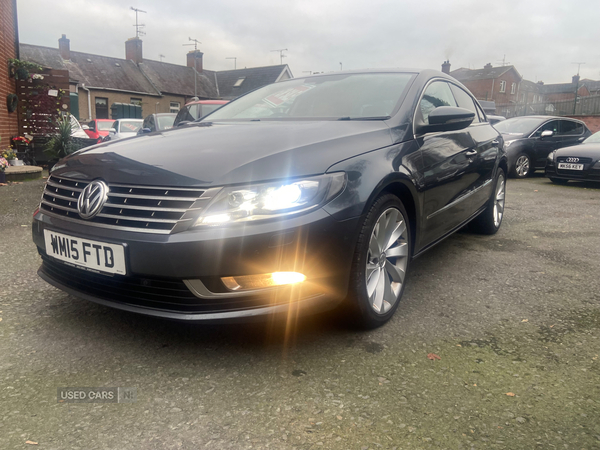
[465,150,477,157]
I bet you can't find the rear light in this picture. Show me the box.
[33,207,40,218]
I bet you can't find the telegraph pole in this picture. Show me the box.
[183,37,202,97]
[130,7,146,37]
[572,62,585,114]
[226,57,237,70]
[271,48,288,65]
[159,54,165,62]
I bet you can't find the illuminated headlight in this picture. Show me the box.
[193,173,346,226]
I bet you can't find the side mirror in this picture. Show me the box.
[81,125,89,130]
[541,130,554,138]
[109,128,116,134]
[176,121,191,127]
[141,128,152,134]
[416,106,475,135]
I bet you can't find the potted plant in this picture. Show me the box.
[8,59,43,81]
[44,115,74,168]
[2,148,20,166]
[0,156,8,183]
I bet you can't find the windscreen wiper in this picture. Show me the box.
[337,116,391,121]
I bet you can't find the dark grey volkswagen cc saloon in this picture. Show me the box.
[32,70,507,328]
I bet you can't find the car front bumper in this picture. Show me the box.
[33,208,360,321]
[545,159,600,182]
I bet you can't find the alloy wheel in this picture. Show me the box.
[365,207,409,315]
[515,155,530,177]
[493,173,506,227]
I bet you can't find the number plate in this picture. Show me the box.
[558,162,584,170]
[43,230,126,275]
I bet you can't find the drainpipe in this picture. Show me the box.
[81,84,92,120]
[214,72,220,98]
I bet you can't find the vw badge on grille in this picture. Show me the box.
[77,180,109,219]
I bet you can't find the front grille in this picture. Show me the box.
[556,156,592,164]
[40,175,218,234]
[555,156,594,178]
[40,255,299,314]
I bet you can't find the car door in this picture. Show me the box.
[449,84,500,209]
[556,119,586,149]
[417,80,480,246]
[532,119,560,166]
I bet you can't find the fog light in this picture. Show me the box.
[221,272,306,291]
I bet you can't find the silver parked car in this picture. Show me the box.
[103,119,143,141]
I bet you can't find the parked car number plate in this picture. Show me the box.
[558,162,584,170]
[43,230,126,275]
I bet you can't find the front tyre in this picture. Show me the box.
[511,153,533,178]
[469,168,506,235]
[346,194,411,329]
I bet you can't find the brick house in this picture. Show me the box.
[447,62,522,104]
[0,0,19,141]
[20,35,293,122]
[20,36,218,122]
[539,75,590,103]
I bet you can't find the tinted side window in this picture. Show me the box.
[420,81,457,123]
[449,84,480,123]
[534,120,559,137]
[559,120,583,135]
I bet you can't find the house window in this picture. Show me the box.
[170,102,180,113]
[511,83,516,94]
[233,77,245,87]
[95,97,108,119]
[499,81,506,93]
[130,98,142,106]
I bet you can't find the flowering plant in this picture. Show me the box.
[12,136,31,145]
[2,149,16,160]
[0,157,9,172]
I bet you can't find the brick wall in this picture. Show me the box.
[0,0,19,143]
[460,69,522,104]
[78,89,191,122]
[565,115,600,133]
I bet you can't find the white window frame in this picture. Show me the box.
[170,101,180,113]
[499,80,506,93]
[511,83,516,94]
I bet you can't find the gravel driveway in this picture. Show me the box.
[1,174,598,449]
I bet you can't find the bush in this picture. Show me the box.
[44,116,74,161]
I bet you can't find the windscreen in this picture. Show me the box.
[494,117,545,135]
[207,73,414,121]
[199,104,222,118]
[97,121,114,131]
[584,131,600,144]
[156,115,176,130]
[119,121,142,133]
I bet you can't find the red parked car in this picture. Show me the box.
[84,119,116,143]
[173,100,229,126]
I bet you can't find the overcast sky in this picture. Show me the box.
[17,0,600,84]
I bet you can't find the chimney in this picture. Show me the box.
[187,50,203,73]
[441,60,451,74]
[572,74,580,84]
[125,37,143,64]
[59,34,70,60]
[484,63,493,69]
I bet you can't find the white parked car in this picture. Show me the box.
[103,119,143,141]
